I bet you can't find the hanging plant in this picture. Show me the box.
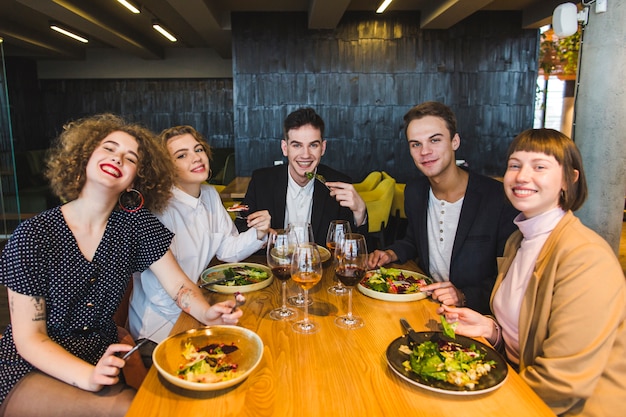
[538,26,581,80]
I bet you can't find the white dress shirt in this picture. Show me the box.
[284,173,314,228]
[129,185,266,342]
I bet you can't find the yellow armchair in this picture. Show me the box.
[353,171,382,193]
[358,177,396,249]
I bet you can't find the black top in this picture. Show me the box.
[0,206,173,403]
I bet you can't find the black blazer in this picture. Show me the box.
[235,163,368,247]
[389,171,519,314]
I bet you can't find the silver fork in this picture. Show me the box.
[230,291,246,313]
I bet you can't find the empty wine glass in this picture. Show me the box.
[291,243,323,334]
[287,222,315,307]
[267,229,298,321]
[326,220,351,295]
[334,233,367,330]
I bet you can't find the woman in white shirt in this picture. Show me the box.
[129,126,270,355]
[439,129,625,416]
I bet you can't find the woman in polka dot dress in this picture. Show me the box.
[0,114,244,417]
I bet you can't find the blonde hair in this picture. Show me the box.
[45,113,174,212]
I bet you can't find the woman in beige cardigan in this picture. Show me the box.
[440,128,626,417]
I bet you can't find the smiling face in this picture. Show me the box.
[504,151,567,218]
[406,115,459,180]
[281,124,327,186]
[166,133,210,196]
[86,131,138,193]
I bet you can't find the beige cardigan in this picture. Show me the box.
[492,211,626,417]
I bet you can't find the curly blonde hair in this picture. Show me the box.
[45,113,174,212]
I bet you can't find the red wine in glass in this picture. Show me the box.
[271,265,291,282]
[335,266,365,287]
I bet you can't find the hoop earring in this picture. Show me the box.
[118,189,145,213]
[207,168,213,181]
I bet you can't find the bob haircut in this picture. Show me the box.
[506,128,587,212]
[45,113,174,213]
[158,125,213,161]
[403,101,457,139]
[283,107,325,141]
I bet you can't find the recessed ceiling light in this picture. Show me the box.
[117,0,141,14]
[152,22,177,42]
[376,0,393,14]
[50,23,88,43]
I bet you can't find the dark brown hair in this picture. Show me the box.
[506,128,587,212]
[403,101,457,139]
[45,113,174,212]
[283,107,325,141]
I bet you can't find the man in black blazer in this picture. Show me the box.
[368,102,518,315]
[236,108,367,246]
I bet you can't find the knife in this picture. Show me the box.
[399,317,420,345]
[198,272,232,288]
[120,320,170,361]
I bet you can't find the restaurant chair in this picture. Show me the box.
[358,177,396,249]
[113,280,148,389]
[389,182,407,241]
[210,152,236,185]
[353,171,382,193]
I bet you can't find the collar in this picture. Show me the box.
[171,186,201,209]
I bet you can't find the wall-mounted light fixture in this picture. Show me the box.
[152,21,177,42]
[50,22,88,43]
[117,0,141,14]
[552,3,589,37]
[376,0,393,14]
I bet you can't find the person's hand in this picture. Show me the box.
[325,181,367,226]
[420,281,465,307]
[367,249,397,269]
[202,293,246,325]
[247,209,271,240]
[89,344,130,391]
[437,305,495,341]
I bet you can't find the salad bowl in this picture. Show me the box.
[152,325,264,391]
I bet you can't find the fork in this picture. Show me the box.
[230,291,246,313]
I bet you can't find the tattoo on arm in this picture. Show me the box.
[174,285,193,313]
[31,296,46,322]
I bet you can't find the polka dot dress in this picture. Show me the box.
[0,206,174,403]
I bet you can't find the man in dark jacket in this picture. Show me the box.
[368,102,518,314]
[236,107,367,246]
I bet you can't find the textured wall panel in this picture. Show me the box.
[232,11,537,182]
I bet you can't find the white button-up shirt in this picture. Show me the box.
[129,185,266,342]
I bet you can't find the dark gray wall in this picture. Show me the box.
[232,11,539,182]
[37,78,234,149]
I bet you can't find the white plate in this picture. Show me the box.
[357,269,429,302]
[153,326,263,391]
[200,263,273,294]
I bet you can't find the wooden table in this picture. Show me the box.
[218,177,251,200]
[126,257,555,417]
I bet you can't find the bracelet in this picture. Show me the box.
[487,316,503,349]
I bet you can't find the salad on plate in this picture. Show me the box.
[360,267,431,294]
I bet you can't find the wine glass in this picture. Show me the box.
[286,222,315,307]
[267,229,298,321]
[291,243,323,334]
[334,233,367,330]
[326,220,351,295]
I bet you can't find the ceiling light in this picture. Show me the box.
[152,22,177,42]
[50,23,88,43]
[376,0,393,13]
[117,0,140,14]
